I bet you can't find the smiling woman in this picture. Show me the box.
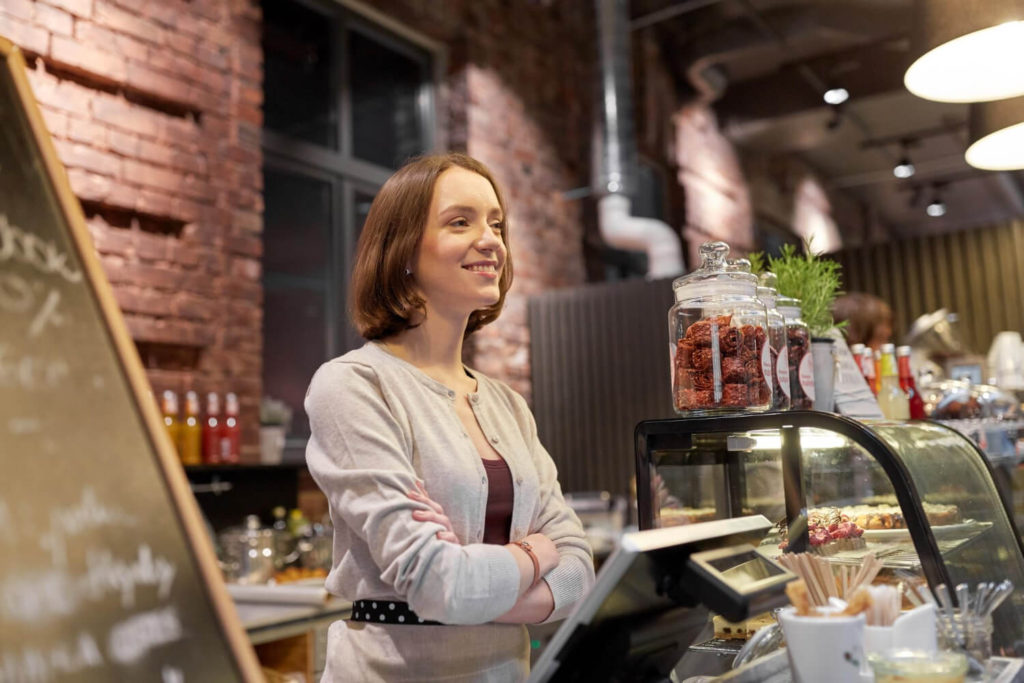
[305,153,595,682]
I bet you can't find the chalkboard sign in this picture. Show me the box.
[0,38,262,681]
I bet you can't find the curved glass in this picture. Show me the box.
[635,413,1024,656]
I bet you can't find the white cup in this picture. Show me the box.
[777,606,865,683]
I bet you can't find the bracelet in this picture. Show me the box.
[512,540,541,588]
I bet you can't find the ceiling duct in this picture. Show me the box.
[593,0,684,279]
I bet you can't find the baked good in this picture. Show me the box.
[713,611,776,640]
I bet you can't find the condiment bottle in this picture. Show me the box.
[777,296,815,409]
[897,345,926,419]
[877,343,910,419]
[179,390,202,465]
[202,392,222,464]
[860,347,878,396]
[160,390,181,458]
[220,392,241,464]
[668,242,771,415]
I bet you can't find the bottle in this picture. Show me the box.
[202,392,221,464]
[877,343,910,420]
[897,345,927,419]
[667,242,772,415]
[160,390,181,458]
[180,390,202,465]
[873,349,882,396]
[220,392,241,464]
[288,508,311,539]
[850,343,865,381]
[859,347,877,395]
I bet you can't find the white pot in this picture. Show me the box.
[259,425,286,465]
[811,338,836,412]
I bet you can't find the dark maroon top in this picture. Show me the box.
[481,457,514,545]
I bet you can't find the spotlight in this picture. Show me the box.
[893,158,916,178]
[926,196,946,217]
[823,87,849,105]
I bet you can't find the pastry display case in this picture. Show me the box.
[635,411,1024,656]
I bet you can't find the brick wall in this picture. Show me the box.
[1,0,265,457]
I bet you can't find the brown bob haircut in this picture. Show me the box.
[350,152,514,340]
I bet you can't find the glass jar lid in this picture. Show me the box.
[672,241,757,301]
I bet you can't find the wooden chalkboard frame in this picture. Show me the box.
[0,37,263,680]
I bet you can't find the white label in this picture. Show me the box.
[776,349,791,399]
[760,343,773,395]
[798,352,816,401]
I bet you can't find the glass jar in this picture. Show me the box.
[777,296,815,409]
[757,273,791,410]
[668,242,771,416]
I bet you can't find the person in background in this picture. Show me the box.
[833,292,894,350]
[305,153,595,682]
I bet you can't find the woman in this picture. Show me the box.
[833,292,893,351]
[305,153,595,681]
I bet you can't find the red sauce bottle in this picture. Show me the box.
[202,392,221,464]
[897,346,926,419]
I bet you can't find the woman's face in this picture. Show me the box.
[413,166,507,320]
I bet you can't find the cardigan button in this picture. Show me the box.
[470,395,479,403]
[481,477,486,485]
[516,477,523,485]
[489,435,499,444]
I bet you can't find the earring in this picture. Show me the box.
[405,267,412,276]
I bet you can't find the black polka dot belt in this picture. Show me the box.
[350,599,443,625]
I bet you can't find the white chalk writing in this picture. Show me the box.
[0,632,103,683]
[0,273,68,339]
[38,488,136,567]
[80,545,176,608]
[0,344,69,392]
[0,213,82,284]
[0,569,77,622]
[107,607,182,665]
[7,417,41,435]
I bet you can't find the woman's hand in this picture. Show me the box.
[520,533,559,576]
[408,481,459,544]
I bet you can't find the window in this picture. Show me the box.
[261,0,434,447]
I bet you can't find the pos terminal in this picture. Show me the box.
[529,515,794,683]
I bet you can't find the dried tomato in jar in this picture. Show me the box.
[668,242,771,416]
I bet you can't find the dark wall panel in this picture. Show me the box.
[833,221,1024,354]
[529,278,677,498]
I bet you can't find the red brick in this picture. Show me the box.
[164,30,196,57]
[67,116,105,146]
[86,219,132,255]
[172,292,217,321]
[112,31,148,60]
[66,167,112,202]
[114,286,169,316]
[134,230,170,261]
[134,187,173,218]
[107,128,138,156]
[122,262,182,290]
[43,0,93,19]
[0,0,33,22]
[91,93,160,137]
[93,1,152,41]
[54,139,122,176]
[35,3,74,36]
[124,62,192,107]
[39,106,69,138]
[0,13,49,55]
[74,18,118,49]
[229,256,260,281]
[50,34,127,82]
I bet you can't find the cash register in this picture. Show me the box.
[529,515,794,683]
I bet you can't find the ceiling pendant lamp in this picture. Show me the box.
[965,95,1024,170]
[904,0,1024,103]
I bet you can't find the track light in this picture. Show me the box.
[926,185,947,217]
[893,157,916,178]
[823,87,849,105]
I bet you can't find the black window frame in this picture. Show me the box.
[261,0,437,450]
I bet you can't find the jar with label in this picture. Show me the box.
[669,242,771,415]
[777,296,815,409]
[756,273,791,410]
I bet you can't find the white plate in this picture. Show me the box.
[861,520,981,541]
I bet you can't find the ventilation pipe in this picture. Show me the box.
[594,0,685,279]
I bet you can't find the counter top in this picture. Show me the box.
[235,596,350,645]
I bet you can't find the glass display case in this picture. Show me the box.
[635,411,1024,656]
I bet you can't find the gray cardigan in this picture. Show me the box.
[305,342,595,681]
